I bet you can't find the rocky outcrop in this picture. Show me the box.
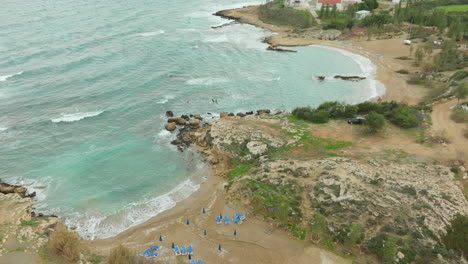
[189,119,200,127]
[0,183,35,198]
[164,122,177,131]
[267,45,297,53]
[168,117,187,125]
[166,111,174,117]
[334,75,366,81]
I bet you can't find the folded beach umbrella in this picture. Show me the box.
[188,253,192,260]
[202,208,206,214]
[172,242,174,249]
[218,244,222,251]
[234,229,237,236]
[204,229,206,236]
[186,219,190,225]
[159,235,163,242]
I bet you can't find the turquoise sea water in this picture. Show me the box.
[0,0,382,239]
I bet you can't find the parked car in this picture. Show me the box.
[348,117,366,125]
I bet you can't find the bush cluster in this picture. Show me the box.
[292,101,425,129]
[47,223,80,262]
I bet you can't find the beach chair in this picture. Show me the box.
[235,213,246,220]
[224,216,230,224]
[188,245,193,254]
[150,245,160,250]
[141,249,151,256]
[232,218,242,225]
[173,246,181,256]
[191,260,196,264]
[198,260,203,264]
[216,216,222,224]
[181,246,187,255]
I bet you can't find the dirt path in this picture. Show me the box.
[431,99,468,164]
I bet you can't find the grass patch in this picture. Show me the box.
[437,5,468,12]
[20,220,39,227]
[287,223,307,240]
[243,178,303,223]
[227,160,256,180]
[395,56,412,60]
[396,69,410,74]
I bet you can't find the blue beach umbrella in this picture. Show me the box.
[218,244,222,251]
[159,235,163,242]
[186,219,190,225]
[204,229,207,236]
[202,208,206,214]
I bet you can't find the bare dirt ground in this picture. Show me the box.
[431,98,468,165]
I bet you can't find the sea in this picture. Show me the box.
[0,0,384,239]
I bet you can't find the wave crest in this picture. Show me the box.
[0,71,23,82]
[51,111,103,123]
[186,77,229,86]
[137,30,165,37]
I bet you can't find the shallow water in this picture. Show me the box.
[0,0,382,239]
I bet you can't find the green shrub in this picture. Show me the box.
[20,220,39,227]
[450,108,468,124]
[311,110,330,124]
[442,214,468,257]
[386,106,419,128]
[357,101,382,114]
[367,111,385,132]
[451,70,468,81]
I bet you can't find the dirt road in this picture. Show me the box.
[431,99,468,164]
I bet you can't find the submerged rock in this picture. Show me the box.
[166,110,174,117]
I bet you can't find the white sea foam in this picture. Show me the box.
[0,71,23,82]
[312,45,386,101]
[186,77,229,86]
[0,127,7,132]
[51,111,103,123]
[202,24,273,50]
[137,30,165,37]
[156,94,175,104]
[68,177,204,239]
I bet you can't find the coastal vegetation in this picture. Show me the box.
[47,223,80,262]
[108,245,151,264]
[258,0,316,28]
[292,101,428,129]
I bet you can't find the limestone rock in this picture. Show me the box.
[189,119,200,127]
[247,141,268,155]
[168,117,186,125]
[164,122,176,131]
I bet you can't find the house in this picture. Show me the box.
[285,0,361,11]
[355,10,370,19]
[316,0,343,11]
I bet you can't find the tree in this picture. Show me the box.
[455,82,468,106]
[414,47,424,66]
[331,4,337,19]
[442,214,468,257]
[324,4,330,18]
[367,111,385,132]
[320,4,325,18]
[448,17,463,41]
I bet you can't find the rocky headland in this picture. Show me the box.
[165,111,468,264]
